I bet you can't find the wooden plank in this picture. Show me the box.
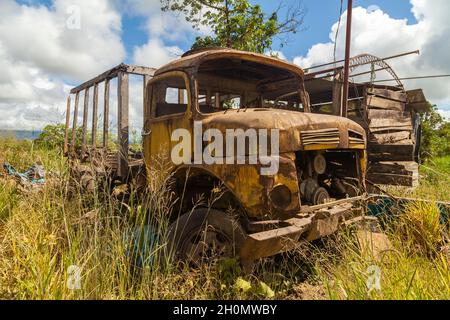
[91,84,99,148]
[408,102,429,113]
[117,72,129,178]
[367,88,407,102]
[369,117,412,129]
[63,96,71,155]
[367,95,405,111]
[103,79,110,149]
[368,144,415,161]
[406,89,426,104]
[71,92,80,153]
[369,125,413,133]
[70,63,156,94]
[81,87,90,156]
[126,65,156,76]
[368,161,419,176]
[367,109,410,119]
[332,80,342,116]
[370,131,411,144]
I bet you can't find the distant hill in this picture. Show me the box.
[0,130,42,140]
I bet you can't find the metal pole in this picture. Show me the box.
[341,0,353,117]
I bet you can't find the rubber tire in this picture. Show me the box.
[166,208,246,265]
[312,187,330,205]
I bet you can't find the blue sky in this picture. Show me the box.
[118,0,418,62]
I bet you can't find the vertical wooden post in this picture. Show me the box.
[64,95,71,155]
[81,87,90,156]
[117,72,129,178]
[103,79,110,149]
[91,84,99,148]
[332,79,343,116]
[71,92,80,153]
[215,93,221,109]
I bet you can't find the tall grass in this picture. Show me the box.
[0,139,449,300]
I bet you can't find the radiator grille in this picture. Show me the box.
[348,129,365,145]
[301,128,340,146]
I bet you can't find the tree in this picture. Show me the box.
[35,124,83,150]
[161,0,305,53]
[419,104,450,160]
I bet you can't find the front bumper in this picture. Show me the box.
[239,196,367,262]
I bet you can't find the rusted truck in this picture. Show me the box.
[64,48,375,266]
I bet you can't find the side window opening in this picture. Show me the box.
[152,75,188,118]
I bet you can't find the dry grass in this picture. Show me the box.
[0,138,449,300]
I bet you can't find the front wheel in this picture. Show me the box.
[166,208,246,266]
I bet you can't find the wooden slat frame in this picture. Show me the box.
[70,64,155,94]
[103,79,110,149]
[71,92,80,153]
[66,64,155,176]
[81,87,90,156]
[91,84,99,148]
[64,96,71,154]
[117,72,129,178]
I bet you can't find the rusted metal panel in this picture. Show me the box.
[154,48,304,78]
[201,109,366,152]
[143,75,152,125]
[240,199,359,262]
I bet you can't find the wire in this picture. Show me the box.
[333,0,344,66]
[363,74,450,84]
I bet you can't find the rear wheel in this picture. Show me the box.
[166,208,246,266]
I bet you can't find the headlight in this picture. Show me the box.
[270,185,292,209]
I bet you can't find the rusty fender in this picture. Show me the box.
[239,196,366,262]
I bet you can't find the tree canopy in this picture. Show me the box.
[161,0,305,53]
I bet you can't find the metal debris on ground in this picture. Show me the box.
[2,161,46,188]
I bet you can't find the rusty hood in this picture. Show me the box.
[201,109,366,152]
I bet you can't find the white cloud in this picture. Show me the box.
[125,0,212,69]
[293,0,450,109]
[0,0,126,130]
[133,38,183,68]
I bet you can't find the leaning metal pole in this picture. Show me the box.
[341,0,353,117]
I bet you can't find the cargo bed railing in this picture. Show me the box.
[64,64,155,178]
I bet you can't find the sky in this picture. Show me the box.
[1,0,449,131]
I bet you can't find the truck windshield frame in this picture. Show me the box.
[193,58,308,116]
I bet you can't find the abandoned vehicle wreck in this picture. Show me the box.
[63,48,380,265]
